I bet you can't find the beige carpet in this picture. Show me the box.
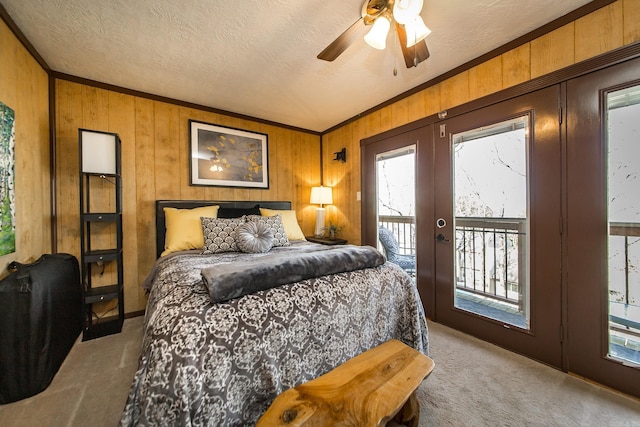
[420,322,640,426]
[0,318,143,427]
[1,316,639,426]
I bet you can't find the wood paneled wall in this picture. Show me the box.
[323,0,640,246]
[55,80,321,313]
[0,19,50,274]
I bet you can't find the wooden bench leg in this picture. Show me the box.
[392,391,420,427]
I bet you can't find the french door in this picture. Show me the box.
[361,125,434,314]
[433,86,563,368]
[361,59,640,397]
[566,57,640,396]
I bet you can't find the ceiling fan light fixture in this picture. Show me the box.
[405,15,431,47]
[319,0,431,67]
[364,15,391,50]
[392,0,423,25]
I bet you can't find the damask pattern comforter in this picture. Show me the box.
[119,242,429,426]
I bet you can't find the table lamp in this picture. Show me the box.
[310,186,333,237]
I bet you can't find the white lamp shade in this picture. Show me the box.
[393,0,423,25]
[405,15,431,47]
[310,186,333,205]
[364,16,390,50]
[81,130,117,174]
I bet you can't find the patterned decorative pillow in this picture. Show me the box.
[201,216,246,254]
[236,220,274,253]
[247,214,290,247]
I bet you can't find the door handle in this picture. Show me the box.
[436,233,450,242]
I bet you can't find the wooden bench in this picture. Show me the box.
[256,339,435,427]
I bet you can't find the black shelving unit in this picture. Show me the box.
[78,129,124,341]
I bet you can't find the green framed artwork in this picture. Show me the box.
[0,101,15,256]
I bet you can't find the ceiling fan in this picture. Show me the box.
[318,0,431,68]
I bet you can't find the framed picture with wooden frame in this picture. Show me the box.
[189,119,269,189]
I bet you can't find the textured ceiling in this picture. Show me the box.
[2,0,593,132]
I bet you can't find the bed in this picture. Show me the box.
[120,200,429,426]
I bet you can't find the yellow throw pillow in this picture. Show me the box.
[162,205,220,256]
[259,208,306,241]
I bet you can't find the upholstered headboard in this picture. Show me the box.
[155,200,292,258]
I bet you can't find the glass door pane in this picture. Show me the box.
[376,146,416,277]
[607,85,640,365]
[452,116,530,329]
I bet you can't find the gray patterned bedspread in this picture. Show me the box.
[120,242,429,426]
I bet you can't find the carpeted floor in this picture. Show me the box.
[420,322,640,426]
[0,318,143,427]
[1,316,639,426]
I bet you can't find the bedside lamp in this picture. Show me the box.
[310,186,333,237]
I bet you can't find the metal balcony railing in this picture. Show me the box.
[455,217,526,310]
[609,222,640,336]
[379,215,526,310]
[379,215,416,256]
[609,222,640,306]
[378,217,638,330]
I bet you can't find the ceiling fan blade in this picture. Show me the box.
[396,22,430,68]
[317,18,367,62]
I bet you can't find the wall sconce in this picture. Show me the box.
[79,129,119,175]
[310,186,333,237]
[333,148,346,163]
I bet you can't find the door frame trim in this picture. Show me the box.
[361,42,640,150]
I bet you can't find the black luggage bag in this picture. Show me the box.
[0,253,82,404]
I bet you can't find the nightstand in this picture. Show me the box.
[306,236,348,245]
